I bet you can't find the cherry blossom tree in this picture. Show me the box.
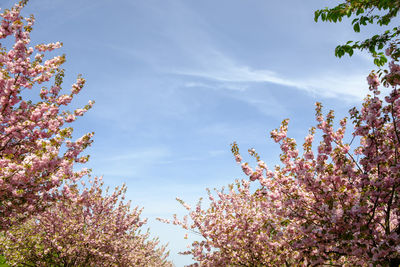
[158,181,301,266]
[165,48,400,266]
[0,177,172,267]
[0,1,93,229]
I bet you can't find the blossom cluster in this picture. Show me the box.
[1,177,173,267]
[0,1,94,229]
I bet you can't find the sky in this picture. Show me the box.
[0,0,395,266]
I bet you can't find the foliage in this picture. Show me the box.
[0,1,93,230]
[0,256,9,267]
[0,177,172,267]
[164,49,400,266]
[315,0,400,66]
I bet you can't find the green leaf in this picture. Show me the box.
[369,46,376,54]
[314,12,320,22]
[335,46,345,58]
[353,23,360,32]
[380,55,388,65]
[356,8,364,15]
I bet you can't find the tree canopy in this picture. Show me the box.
[315,0,400,66]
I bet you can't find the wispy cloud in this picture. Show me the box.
[170,48,369,101]
[184,82,248,92]
[104,0,372,103]
[171,49,299,86]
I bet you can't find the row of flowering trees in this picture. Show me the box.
[162,1,400,266]
[0,1,171,266]
[3,0,400,265]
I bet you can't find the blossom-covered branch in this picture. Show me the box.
[0,1,94,230]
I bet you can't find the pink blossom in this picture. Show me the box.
[0,1,94,230]
[1,178,172,266]
[241,162,253,176]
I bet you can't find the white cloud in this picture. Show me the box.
[104,0,372,102]
[184,82,248,92]
[171,48,370,102]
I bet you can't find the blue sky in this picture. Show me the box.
[1,0,394,265]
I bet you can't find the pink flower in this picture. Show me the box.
[235,154,242,163]
[241,163,253,176]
